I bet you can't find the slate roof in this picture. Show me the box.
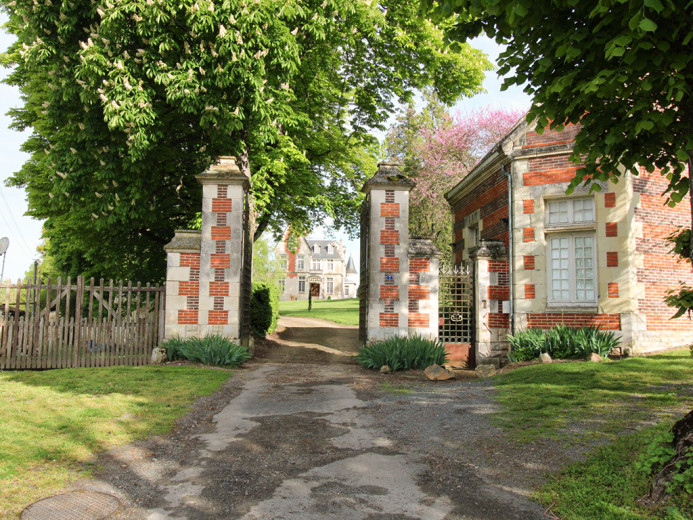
[345,255,357,274]
[305,239,343,260]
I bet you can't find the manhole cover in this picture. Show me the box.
[22,490,120,520]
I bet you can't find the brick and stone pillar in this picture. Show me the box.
[471,240,510,367]
[164,156,249,340]
[361,163,415,342]
[164,230,202,338]
[408,238,440,339]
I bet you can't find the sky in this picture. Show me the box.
[0,15,530,280]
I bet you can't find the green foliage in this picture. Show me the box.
[2,0,490,282]
[252,234,284,285]
[635,431,676,477]
[250,281,279,337]
[161,335,250,367]
[422,0,693,203]
[357,334,448,371]
[507,325,620,362]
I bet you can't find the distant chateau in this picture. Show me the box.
[274,236,358,301]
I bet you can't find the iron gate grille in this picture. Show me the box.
[439,264,474,343]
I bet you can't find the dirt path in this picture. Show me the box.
[61,320,569,519]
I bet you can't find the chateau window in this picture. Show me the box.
[279,254,287,270]
[279,279,285,293]
[313,244,320,254]
[326,260,334,271]
[297,255,304,270]
[311,259,321,271]
[344,286,350,297]
[546,198,596,305]
[298,276,305,293]
[327,244,334,254]
[326,277,334,295]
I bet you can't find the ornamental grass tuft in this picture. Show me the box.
[507,325,620,362]
[357,334,448,371]
[161,335,250,367]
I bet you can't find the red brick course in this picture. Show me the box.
[525,284,535,299]
[527,313,620,330]
[608,282,619,298]
[180,254,201,268]
[380,285,399,300]
[409,258,430,273]
[488,286,510,300]
[209,281,229,297]
[379,313,399,327]
[208,310,229,325]
[380,203,400,218]
[380,229,400,245]
[604,192,616,207]
[178,281,199,296]
[523,200,534,214]
[211,198,232,213]
[488,313,510,328]
[408,313,429,328]
[523,227,535,242]
[524,255,535,270]
[523,168,578,186]
[606,252,618,267]
[408,285,430,300]
[210,254,230,268]
[211,226,231,241]
[380,257,399,272]
[178,310,198,325]
[605,222,618,237]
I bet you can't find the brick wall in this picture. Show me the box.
[634,166,693,333]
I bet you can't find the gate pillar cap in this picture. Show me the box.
[409,237,440,258]
[362,162,415,194]
[164,229,201,253]
[196,156,250,189]
[469,239,507,260]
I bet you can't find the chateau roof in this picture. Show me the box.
[305,239,343,260]
[345,255,357,274]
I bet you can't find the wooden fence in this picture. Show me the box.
[0,276,165,370]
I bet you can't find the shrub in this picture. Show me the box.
[357,334,448,371]
[160,335,250,367]
[508,325,620,361]
[250,281,279,337]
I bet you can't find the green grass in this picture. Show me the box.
[278,297,360,326]
[536,422,692,519]
[0,366,233,518]
[493,350,693,443]
[493,350,693,519]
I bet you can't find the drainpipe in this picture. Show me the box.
[502,163,515,334]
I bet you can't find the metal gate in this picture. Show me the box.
[439,264,475,365]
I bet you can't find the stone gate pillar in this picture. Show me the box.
[408,238,440,339]
[470,240,510,367]
[164,156,249,341]
[361,163,415,342]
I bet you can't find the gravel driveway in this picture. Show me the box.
[65,317,566,519]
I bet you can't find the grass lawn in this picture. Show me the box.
[278,298,360,326]
[0,365,233,519]
[493,350,693,519]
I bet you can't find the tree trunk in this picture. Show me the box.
[237,150,255,349]
[645,409,693,504]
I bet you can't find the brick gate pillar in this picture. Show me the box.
[164,156,249,340]
[361,163,415,342]
[470,240,510,367]
[408,238,440,339]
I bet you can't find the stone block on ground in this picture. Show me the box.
[151,347,167,364]
[380,365,392,375]
[539,352,552,364]
[424,364,456,381]
[475,363,497,378]
[589,353,603,362]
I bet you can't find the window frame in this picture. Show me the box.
[544,196,598,308]
[297,255,304,270]
[311,259,321,271]
[298,276,305,293]
[326,277,334,295]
